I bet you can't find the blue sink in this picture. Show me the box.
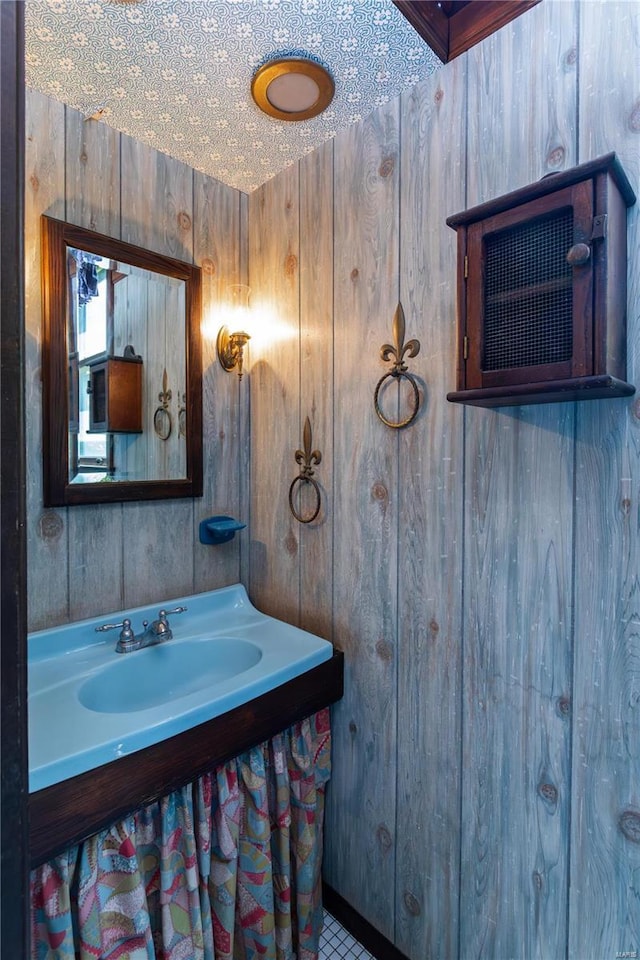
[78,637,262,714]
[28,584,333,792]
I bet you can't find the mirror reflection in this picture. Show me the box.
[67,245,186,485]
[42,216,202,506]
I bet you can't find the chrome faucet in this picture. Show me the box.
[95,606,187,653]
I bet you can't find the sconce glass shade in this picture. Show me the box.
[251,58,334,121]
[217,327,251,380]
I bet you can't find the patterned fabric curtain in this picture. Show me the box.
[31,709,331,960]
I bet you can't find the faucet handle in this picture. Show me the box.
[95,617,135,645]
[158,605,188,620]
[95,617,132,635]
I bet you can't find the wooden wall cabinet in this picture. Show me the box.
[446,153,636,407]
[87,355,142,433]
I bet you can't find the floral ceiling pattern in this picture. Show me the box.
[25,0,441,193]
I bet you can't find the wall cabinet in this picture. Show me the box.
[87,354,142,433]
[446,153,636,407]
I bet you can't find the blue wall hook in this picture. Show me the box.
[199,515,246,545]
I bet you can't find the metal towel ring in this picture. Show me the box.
[153,368,172,441]
[288,416,322,524]
[374,302,421,430]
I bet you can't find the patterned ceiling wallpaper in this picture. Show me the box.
[25,0,442,193]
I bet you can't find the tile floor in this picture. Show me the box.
[319,910,375,959]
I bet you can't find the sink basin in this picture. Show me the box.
[78,637,262,714]
[28,583,334,792]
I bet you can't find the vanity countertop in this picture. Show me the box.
[29,584,334,793]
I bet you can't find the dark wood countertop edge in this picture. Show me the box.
[30,650,344,867]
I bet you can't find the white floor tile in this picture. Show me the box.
[319,910,375,960]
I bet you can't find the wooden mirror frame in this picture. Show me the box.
[41,216,203,505]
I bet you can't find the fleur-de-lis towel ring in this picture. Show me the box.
[178,391,187,439]
[288,416,322,524]
[374,302,421,429]
[153,368,172,441]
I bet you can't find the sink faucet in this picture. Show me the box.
[95,606,188,653]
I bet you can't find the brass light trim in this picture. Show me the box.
[251,58,335,122]
[217,326,251,380]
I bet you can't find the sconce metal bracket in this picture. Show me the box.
[288,416,322,524]
[217,326,251,380]
[374,302,421,429]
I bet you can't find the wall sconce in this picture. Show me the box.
[217,327,251,380]
[217,284,252,380]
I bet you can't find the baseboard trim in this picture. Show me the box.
[322,882,410,960]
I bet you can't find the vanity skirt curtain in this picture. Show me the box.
[30,708,331,960]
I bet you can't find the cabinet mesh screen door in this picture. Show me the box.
[482,209,574,370]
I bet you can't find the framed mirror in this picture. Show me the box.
[41,216,202,505]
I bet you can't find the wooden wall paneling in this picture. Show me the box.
[65,105,124,621]
[323,103,400,941]
[65,112,119,238]
[164,278,187,479]
[25,90,68,630]
[570,3,640,956]
[460,3,578,958]
[298,140,334,641]
[120,138,195,606]
[114,271,148,481]
[146,276,167,482]
[247,166,301,625]
[193,172,243,593]
[238,192,251,590]
[395,57,466,960]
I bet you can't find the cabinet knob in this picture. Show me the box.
[566,242,591,266]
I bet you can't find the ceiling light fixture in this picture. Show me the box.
[251,57,335,122]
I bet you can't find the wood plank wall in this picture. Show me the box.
[25,91,248,630]
[246,2,640,958]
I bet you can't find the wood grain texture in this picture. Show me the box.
[323,101,400,943]
[25,90,69,630]
[570,3,640,957]
[26,99,241,627]
[394,57,466,960]
[119,138,195,604]
[298,139,334,642]
[193,171,243,593]
[247,165,301,626]
[460,4,578,958]
[238,192,251,591]
[65,110,120,238]
[64,104,124,620]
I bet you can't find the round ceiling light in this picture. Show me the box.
[251,58,335,122]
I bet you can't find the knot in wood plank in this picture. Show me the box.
[376,823,392,854]
[546,145,566,168]
[619,810,640,844]
[177,211,191,232]
[284,253,298,278]
[537,781,558,807]
[376,639,393,662]
[284,531,298,556]
[628,99,640,133]
[371,482,388,504]
[403,890,422,916]
[38,510,64,542]
[378,155,395,178]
